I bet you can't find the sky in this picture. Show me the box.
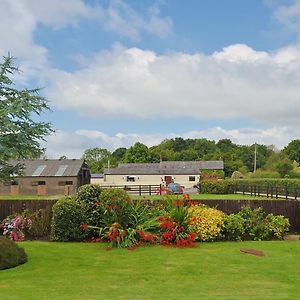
[1,0,300,158]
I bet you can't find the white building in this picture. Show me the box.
[91,161,224,189]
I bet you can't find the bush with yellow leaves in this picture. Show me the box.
[188,205,225,241]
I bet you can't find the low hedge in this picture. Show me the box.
[0,236,27,270]
[199,179,300,194]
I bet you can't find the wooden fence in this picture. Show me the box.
[231,184,300,200]
[1,198,299,231]
[101,184,162,196]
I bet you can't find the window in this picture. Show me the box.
[55,165,68,176]
[189,176,196,182]
[58,181,73,186]
[126,176,136,182]
[31,181,46,186]
[32,165,46,176]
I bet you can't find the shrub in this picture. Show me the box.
[0,236,27,270]
[199,180,233,194]
[75,184,102,205]
[265,214,290,239]
[222,214,245,241]
[50,197,86,242]
[188,205,225,241]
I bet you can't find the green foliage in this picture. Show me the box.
[83,147,111,173]
[221,206,290,241]
[75,184,102,205]
[0,55,53,182]
[250,170,280,178]
[0,236,27,270]
[284,139,300,164]
[26,208,52,239]
[274,157,293,177]
[50,197,86,242]
[199,180,233,194]
[125,142,151,163]
[265,214,290,239]
[222,214,245,241]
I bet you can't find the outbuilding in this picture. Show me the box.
[0,159,90,196]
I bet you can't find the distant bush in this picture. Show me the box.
[0,236,27,270]
[250,170,280,178]
[50,197,86,242]
[199,180,234,194]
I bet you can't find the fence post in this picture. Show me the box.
[285,187,288,200]
[250,186,253,196]
[159,184,162,195]
[149,185,151,196]
[254,185,256,197]
[242,185,245,195]
[267,186,269,198]
[295,187,297,201]
[139,185,141,196]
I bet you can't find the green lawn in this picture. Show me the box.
[1,241,299,299]
[132,193,274,201]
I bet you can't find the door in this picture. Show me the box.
[165,176,172,185]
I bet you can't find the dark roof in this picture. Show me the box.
[104,161,223,175]
[12,159,87,177]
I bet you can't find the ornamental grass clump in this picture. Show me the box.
[188,205,225,241]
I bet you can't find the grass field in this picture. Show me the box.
[0,241,299,299]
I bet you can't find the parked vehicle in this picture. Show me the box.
[167,183,184,194]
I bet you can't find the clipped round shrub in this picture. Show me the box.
[222,213,245,241]
[188,206,225,241]
[0,236,27,270]
[75,184,102,205]
[50,197,86,242]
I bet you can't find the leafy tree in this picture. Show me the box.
[0,56,53,181]
[83,147,111,173]
[125,142,151,163]
[274,155,293,178]
[284,139,300,164]
[112,147,127,162]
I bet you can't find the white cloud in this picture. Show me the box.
[103,0,173,40]
[45,43,300,127]
[43,126,298,158]
[274,1,300,34]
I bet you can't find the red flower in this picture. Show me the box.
[80,224,89,231]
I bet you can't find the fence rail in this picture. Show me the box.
[231,184,300,200]
[100,184,162,196]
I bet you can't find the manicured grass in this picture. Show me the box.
[131,193,274,201]
[1,241,299,299]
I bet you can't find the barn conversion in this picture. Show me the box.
[0,159,90,196]
[92,160,224,188]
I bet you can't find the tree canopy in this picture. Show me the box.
[0,56,53,181]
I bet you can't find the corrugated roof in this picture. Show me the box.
[104,160,223,175]
[11,159,86,177]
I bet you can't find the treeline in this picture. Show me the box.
[80,138,300,178]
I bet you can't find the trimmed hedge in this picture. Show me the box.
[199,179,300,194]
[0,236,27,270]
[50,197,86,242]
